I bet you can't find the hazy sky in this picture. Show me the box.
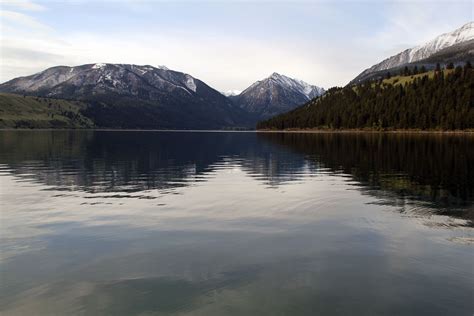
[0,0,472,91]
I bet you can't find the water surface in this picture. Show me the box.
[0,130,473,315]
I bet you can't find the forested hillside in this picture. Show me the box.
[0,93,94,128]
[257,64,473,130]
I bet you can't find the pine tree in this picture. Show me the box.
[403,66,410,76]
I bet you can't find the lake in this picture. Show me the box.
[0,130,473,315]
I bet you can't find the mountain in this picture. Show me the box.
[258,65,473,131]
[230,72,325,120]
[351,40,474,84]
[421,39,474,64]
[0,63,252,129]
[352,22,474,84]
[221,90,242,97]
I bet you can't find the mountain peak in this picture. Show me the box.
[459,21,473,31]
[410,21,474,57]
[222,89,242,97]
[92,63,107,69]
[270,72,283,79]
[232,74,325,120]
[264,73,325,99]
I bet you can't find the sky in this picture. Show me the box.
[0,0,472,91]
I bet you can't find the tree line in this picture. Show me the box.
[257,63,473,130]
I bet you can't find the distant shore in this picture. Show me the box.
[1,128,474,134]
[256,128,474,134]
[0,128,256,133]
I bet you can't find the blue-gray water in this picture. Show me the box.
[0,130,473,315]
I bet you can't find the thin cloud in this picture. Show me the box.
[0,10,51,32]
[0,0,46,11]
[360,2,467,57]
[0,1,472,89]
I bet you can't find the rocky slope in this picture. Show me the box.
[352,22,473,84]
[231,73,325,120]
[0,64,252,129]
[351,40,474,84]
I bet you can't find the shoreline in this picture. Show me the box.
[255,129,474,135]
[0,128,473,134]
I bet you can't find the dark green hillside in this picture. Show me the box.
[257,64,473,131]
[0,92,253,130]
[0,93,94,128]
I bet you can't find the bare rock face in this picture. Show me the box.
[231,72,325,120]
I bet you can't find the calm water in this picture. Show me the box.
[0,130,473,315]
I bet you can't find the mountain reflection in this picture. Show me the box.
[259,132,473,223]
[0,130,472,223]
[0,130,308,193]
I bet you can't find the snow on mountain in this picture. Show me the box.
[0,63,202,96]
[0,63,253,129]
[92,63,107,69]
[354,22,474,81]
[266,72,325,100]
[231,72,325,120]
[184,75,197,92]
[222,90,242,97]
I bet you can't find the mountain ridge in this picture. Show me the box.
[0,64,326,129]
[0,63,253,129]
[352,22,473,84]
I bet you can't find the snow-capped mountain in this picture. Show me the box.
[231,73,325,120]
[0,63,202,97]
[353,22,474,83]
[0,63,252,129]
[221,90,242,97]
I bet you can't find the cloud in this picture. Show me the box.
[359,2,469,57]
[0,0,472,89]
[0,0,46,11]
[0,9,51,31]
[0,17,337,89]
[0,1,57,81]
[349,2,472,83]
